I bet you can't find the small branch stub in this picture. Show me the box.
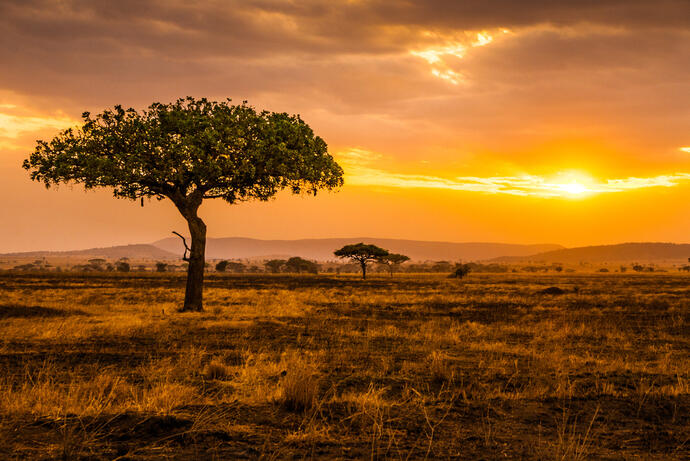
[172,231,191,261]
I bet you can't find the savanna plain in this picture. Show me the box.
[0,272,688,459]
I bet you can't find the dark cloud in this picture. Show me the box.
[0,0,688,166]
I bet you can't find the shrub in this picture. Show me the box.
[449,263,471,279]
[278,354,319,412]
[116,261,130,272]
[280,370,319,411]
[428,351,453,383]
[202,360,229,380]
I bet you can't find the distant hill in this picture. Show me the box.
[494,242,690,263]
[152,237,563,261]
[4,240,689,265]
[0,244,178,261]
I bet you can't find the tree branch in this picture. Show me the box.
[172,231,191,262]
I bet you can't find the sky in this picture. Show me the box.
[1,0,689,251]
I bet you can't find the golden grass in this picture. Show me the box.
[0,272,688,459]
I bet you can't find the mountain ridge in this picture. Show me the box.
[492,242,690,263]
[152,237,563,261]
[4,240,689,264]
[0,244,178,260]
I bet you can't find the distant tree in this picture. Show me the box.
[24,97,343,311]
[12,264,37,271]
[406,263,430,273]
[449,263,471,279]
[215,260,229,272]
[116,261,130,272]
[680,265,690,272]
[226,262,246,273]
[87,258,106,271]
[285,257,319,274]
[334,243,389,279]
[377,253,410,277]
[265,259,286,273]
[155,262,168,273]
[465,263,509,273]
[632,264,645,272]
[431,261,453,273]
[619,265,628,273]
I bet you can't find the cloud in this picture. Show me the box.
[338,149,690,198]
[0,98,76,150]
[0,0,688,174]
[410,30,509,84]
[0,111,74,139]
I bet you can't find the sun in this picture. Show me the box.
[547,171,596,197]
[558,182,588,195]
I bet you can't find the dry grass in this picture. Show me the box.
[0,271,688,459]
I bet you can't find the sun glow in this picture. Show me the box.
[337,149,690,198]
[558,182,588,196]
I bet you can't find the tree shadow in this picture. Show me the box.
[0,304,88,319]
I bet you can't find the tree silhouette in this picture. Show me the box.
[449,263,471,279]
[225,262,246,273]
[284,256,319,274]
[24,97,343,311]
[215,260,229,272]
[115,261,130,272]
[376,253,410,277]
[265,259,286,273]
[334,243,389,279]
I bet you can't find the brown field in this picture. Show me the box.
[0,272,688,459]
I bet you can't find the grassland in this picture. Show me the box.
[0,272,688,459]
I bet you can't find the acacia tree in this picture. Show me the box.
[377,253,410,277]
[24,97,343,311]
[334,243,389,279]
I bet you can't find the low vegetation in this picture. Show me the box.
[0,271,688,459]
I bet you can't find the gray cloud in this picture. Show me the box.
[1,0,688,170]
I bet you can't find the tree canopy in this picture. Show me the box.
[284,256,319,274]
[376,253,410,276]
[264,259,286,273]
[334,243,389,279]
[24,97,343,311]
[23,97,343,205]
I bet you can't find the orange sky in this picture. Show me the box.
[1,1,689,251]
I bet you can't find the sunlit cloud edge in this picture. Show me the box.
[339,157,690,198]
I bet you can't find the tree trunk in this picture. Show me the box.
[181,215,206,311]
[180,214,206,311]
[169,190,207,313]
[361,260,367,279]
